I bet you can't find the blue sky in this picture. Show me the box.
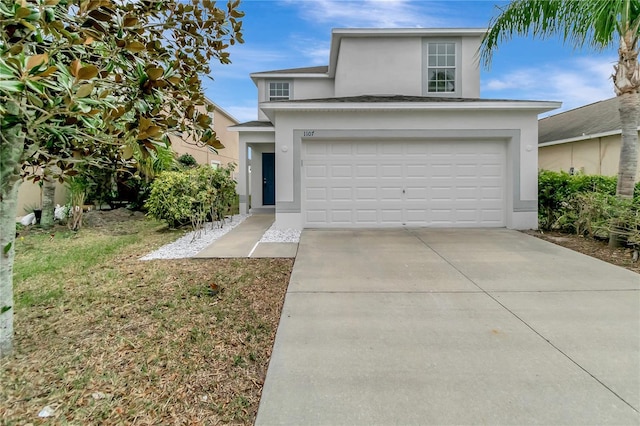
[205,0,618,123]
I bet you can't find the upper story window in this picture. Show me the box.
[269,81,290,101]
[427,42,456,93]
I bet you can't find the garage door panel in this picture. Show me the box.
[330,165,353,177]
[380,209,403,223]
[302,140,506,227]
[330,143,352,155]
[355,164,377,177]
[305,187,327,201]
[381,164,403,177]
[331,187,352,200]
[356,210,378,223]
[380,187,403,201]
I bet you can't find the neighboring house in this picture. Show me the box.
[232,28,559,230]
[538,96,640,179]
[16,99,238,216]
[169,99,240,170]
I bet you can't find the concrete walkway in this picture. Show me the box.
[256,228,640,425]
[193,214,297,258]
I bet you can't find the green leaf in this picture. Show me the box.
[1,306,11,314]
[15,6,32,19]
[76,83,94,98]
[0,80,25,93]
[3,242,11,255]
[26,79,46,94]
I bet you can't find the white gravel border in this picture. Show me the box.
[140,214,249,260]
[259,225,301,243]
[140,214,302,260]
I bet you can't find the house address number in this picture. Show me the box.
[303,130,315,137]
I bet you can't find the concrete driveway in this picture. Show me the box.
[256,228,640,425]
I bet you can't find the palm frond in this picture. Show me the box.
[480,0,640,67]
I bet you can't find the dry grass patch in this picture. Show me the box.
[1,215,293,424]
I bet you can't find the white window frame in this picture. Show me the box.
[268,81,291,101]
[210,160,221,169]
[423,39,461,97]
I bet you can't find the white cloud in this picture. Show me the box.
[288,35,331,65]
[225,105,259,123]
[281,0,448,28]
[482,55,616,115]
[209,45,289,80]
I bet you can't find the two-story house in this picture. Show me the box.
[233,28,560,230]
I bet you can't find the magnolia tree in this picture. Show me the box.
[0,0,244,357]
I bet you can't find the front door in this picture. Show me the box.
[262,153,275,205]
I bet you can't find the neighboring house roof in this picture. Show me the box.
[538,97,635,145]
[203,96,239,124]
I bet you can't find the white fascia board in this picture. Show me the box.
[260,100,562,114]
[332,27,488,37]
[250,73,329,79]
[228,125,275,132]
[538,128,640,147]
[328,28,488,77]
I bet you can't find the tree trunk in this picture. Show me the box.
[0,144,23,357]
[610,30,640,247]
[40,173,56,229]
[616,92,639,198]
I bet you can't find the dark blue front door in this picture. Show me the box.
[262,153,275,205]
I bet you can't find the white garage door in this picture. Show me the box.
[302,140,506,227]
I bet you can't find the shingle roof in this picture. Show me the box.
[253,66,329,75]
[230,120,273,128]
[538,97,625,144]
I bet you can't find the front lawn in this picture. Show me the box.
[1,212,293,424]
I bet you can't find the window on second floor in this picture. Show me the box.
[269,81,290,101]
[427,42,456,93]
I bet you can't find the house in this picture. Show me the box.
[16,99,239,216]
[169,99,239,170]
[232,28,560,230]
[538,96,640,179]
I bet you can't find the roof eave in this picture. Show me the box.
[260,100,561,113]
[538,127,640,146]
[230,126,275,132]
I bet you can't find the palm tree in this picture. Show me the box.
[481,0,640,199]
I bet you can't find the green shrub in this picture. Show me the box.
[145,164,236,228]
[538,170,640,247]
[178,153,197,167]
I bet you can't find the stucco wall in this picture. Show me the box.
[459,36,481,98]
[335,37,422,97]
[292,78,334,100]
[16,179,68,216]
[170,107,239,169]
[538,133,640,179]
